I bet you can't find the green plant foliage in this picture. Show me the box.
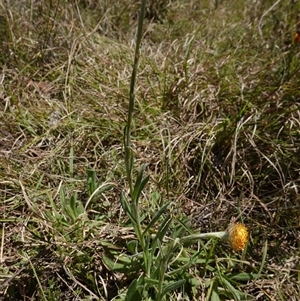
[1,0,299,300]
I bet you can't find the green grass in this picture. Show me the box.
[0,0,300,300]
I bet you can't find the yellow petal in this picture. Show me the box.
[227,223,249,251]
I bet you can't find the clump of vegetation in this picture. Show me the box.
[0,0,299,300]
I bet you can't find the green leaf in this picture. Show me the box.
[132,164,149,201]
[102,254,132,273]
[219,276,242,300]
[211,288,221,301]
[206,278,216,301]
[143,201,170,236]
[96,183,114,195]
[59,185,66,208]
[171,217,191,239]
[162,279,186,296]
[253,239,268,280]
[35,173,44,189]
[230,273,259,281]
[86,169,97,195]
[151,214,172,256]
[120,192,135,223]
[188,277,201,287]
[76,199,85,216]
[68,193,78,220]
[127,240,139,254]
[144,277,159,285]
[125,279,143,301]
[85,183,115,209]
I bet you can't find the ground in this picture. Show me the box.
[0,0,299,300]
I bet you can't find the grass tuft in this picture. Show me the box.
[0,0,300,300]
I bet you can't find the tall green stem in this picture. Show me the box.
[125,0,147,195]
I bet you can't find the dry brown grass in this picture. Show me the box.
[0,0,299,300]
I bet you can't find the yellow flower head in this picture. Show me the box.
[227,223,248,251]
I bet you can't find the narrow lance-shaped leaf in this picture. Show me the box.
[162,279,186,296]
[143,201,171,236]
[132,164,148,201]
[120,192,136,223]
